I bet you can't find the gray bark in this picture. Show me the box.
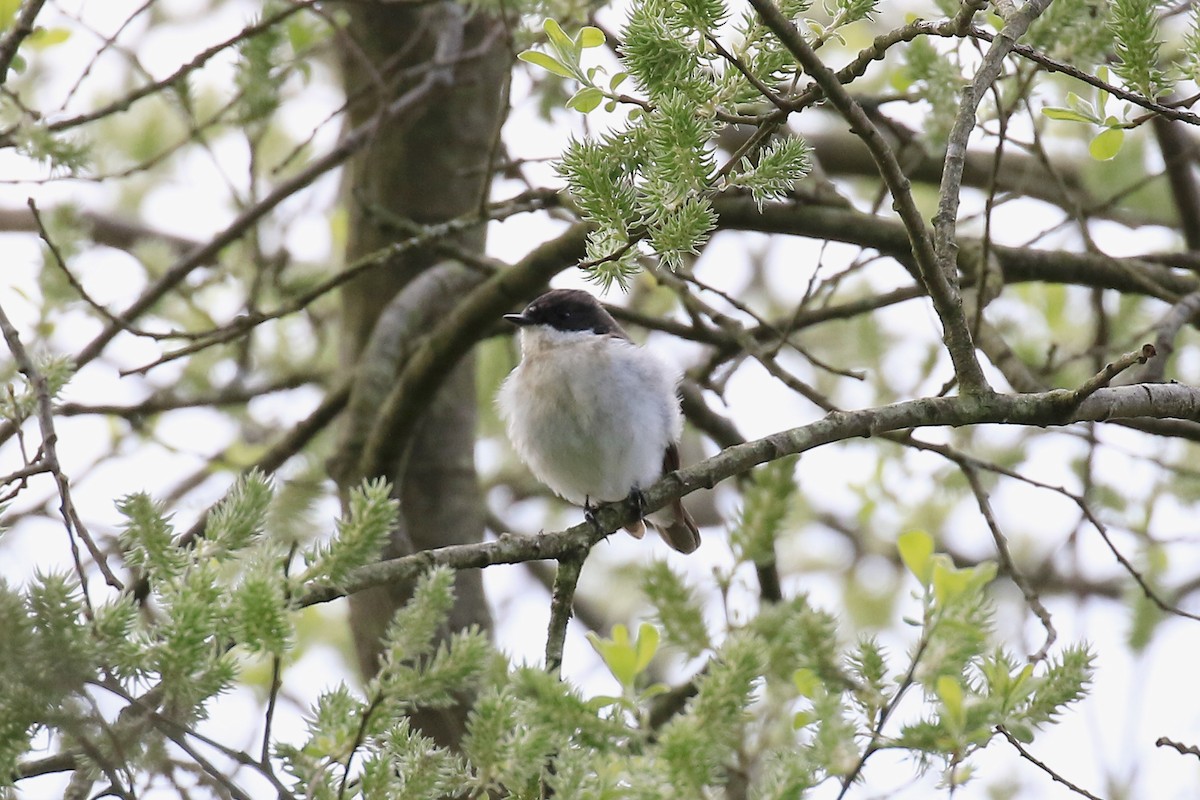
[333,0,510,748]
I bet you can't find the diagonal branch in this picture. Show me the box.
[0,0,47,83]
[68,29,499,375]
[303,382,1200,607]
[744,0,989,392]
[934,0,1053,292]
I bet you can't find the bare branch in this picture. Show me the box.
[745,0,990,393]
[1072,344,1157,405]
[545,554,586,676]
[1156,736,1200,761]
[998,726,1105,800]
[304,382,1200,607]
[1139,291,1200,383]
[0,300,124,596]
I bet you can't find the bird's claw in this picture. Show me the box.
[583,496,603,535]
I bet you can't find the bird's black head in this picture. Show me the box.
[504,289,623,336]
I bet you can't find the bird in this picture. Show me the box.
[496,288,701,554]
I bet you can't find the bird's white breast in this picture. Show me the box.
[497,327,682,506]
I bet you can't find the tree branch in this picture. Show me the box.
[0,0,47,83]
[545,554,586,677]
[745,0,990,393]
[931,0,1050,391]
[302,383,1200,606]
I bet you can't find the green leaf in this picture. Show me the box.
[587,624,639,687]
[577,26,606,48]
[567,86,604,113]
[931,555,971,604]
[518,50,574,79]
[935,675,965,727]
[586,694,622,711]
[609,71,628,91]
[633,622,659,672]
[26,28,71,49]
[543,18,578,63]
[1089,126,1124,161]
[1041,107,1096,123]
[897,530,934,585]
[1007,722,1035,743]
[1065,92,1096,119]
[792,667,820,697]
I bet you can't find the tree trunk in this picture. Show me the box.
[333,1,509,748]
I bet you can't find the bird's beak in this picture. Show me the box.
[503,312,533,327]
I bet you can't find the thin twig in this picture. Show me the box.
[961,465,1056,662]
[997,725,1105,800]
[1155,736,1200,761]
[0,300,124,597]
[1071,344,1156,405]
[29,199,181,341]
[1139,291,1200,383]
[745,0,990,393]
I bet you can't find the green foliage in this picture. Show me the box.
[11,124,90,175]
[299,477,397,586]
[1041,68,1129,161]
[730,454,799,563]
[622,1,714,104]
[235,13,286,126]
[530,7,816,286]
[656,633,763,790]
[203,469,272,554]
[587,621,660,689]
[829,0,877,22]
[640,561,712,658]
[1109,0,1168,99]
[889,532,1093,783]
[0,355,74,426]
[896,36,961,143]
[117,492,189,580]
[727,136,812,209]
[1127,543,1168,652]
[1026,0,1111,64]
[1,487,1096,798]
[0,576,90,782]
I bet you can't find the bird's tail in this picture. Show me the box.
[647,498,701,554]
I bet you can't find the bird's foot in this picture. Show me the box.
[629,487,648,523]
[583,496,603,535]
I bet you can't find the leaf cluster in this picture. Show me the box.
[0,471,399,787]
[524,9,815,288]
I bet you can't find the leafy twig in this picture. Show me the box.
[0,300,124,597]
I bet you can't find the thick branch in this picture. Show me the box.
[714,198,1197,300]
[302,383,1200,606]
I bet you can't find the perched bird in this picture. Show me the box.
[496,289,701,554]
